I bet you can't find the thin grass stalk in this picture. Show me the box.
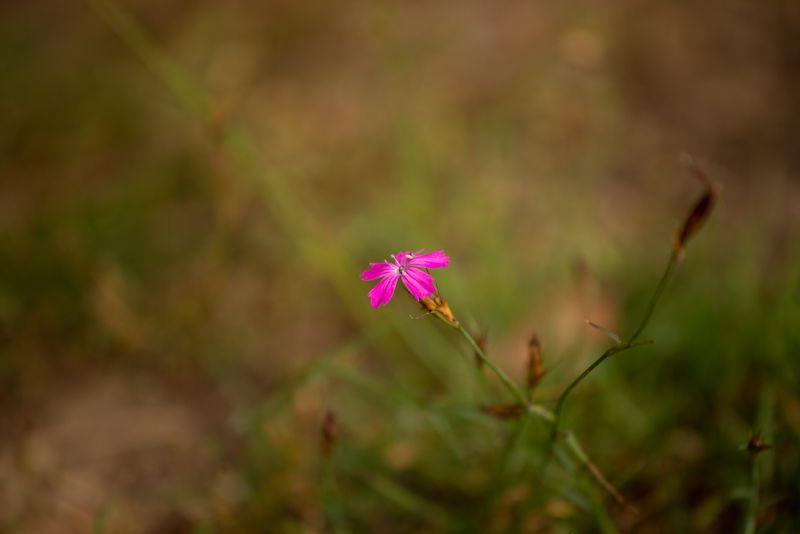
[532,252,676,513]
[457,320,630,510]
[629,254,678,343]
[743,454,760,534]
[545,251,676,468]
[458,324,528,406]
[553,252,675,434]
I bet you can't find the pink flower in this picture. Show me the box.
[360,250,450,308]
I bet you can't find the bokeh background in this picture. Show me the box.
[1,1,799,532]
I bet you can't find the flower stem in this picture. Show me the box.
[553,340,653,433]
[743,453,760,534]
[629,253,678,342]
[457,324,528,407]
[552,251,677,433]
[456,318,631,509]
[536,251,677,502]
[457,323,555,424]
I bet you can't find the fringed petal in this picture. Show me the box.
[368,274,399,307]
[408,250,449,269]
[361,262,396,281]
[401,267,437,300]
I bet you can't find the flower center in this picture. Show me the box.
[391,252,415,276]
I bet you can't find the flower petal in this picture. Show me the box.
[368,274,399,307]
[392,251,413,267]
[401,267,436,300]
[408,250,449,269]
[361,262,396,281]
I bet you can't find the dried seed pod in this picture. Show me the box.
[481,403,526,420]
[420,293,459,327]
[673,189,716,257]
[321,410,338,458]
[747,434,772,454]
[527,334,546,392]
[673,161,718,258]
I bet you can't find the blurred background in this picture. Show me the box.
[1,0,799,532]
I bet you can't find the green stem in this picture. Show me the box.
[552,251,677,434]
[321,458,350,533]
[458,324,528,407]
[553,340,652,433]
[457,322,569,425]
[743,454,760,534]
[456,316,630,510]
[536,342,649,507]
[457,323,555,425]
[537,253,676,497]
[629,253,677,342]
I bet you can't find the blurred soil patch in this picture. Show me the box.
[0,370,232,533]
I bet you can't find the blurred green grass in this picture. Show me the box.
[0,0,799,532]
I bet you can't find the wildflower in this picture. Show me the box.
[360,250,449,308]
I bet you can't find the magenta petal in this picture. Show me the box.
[392,251,413,267]
[408,250,449,269]
[361,262,396,281]
[401,267,436,300]
[368,274,399,307]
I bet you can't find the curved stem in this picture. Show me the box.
[538,251,678,494]
[457,320,630,508]
[553,252,677,433]
[554,347,615,432]
[552,341,651,433]
[629,253,677,342]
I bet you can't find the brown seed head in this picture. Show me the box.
[481,403,526,420]
[673,160,719,258]
[527,334,545,392]
[321,410,338,458]
[747,434,772,455]
[420,294,459,327]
